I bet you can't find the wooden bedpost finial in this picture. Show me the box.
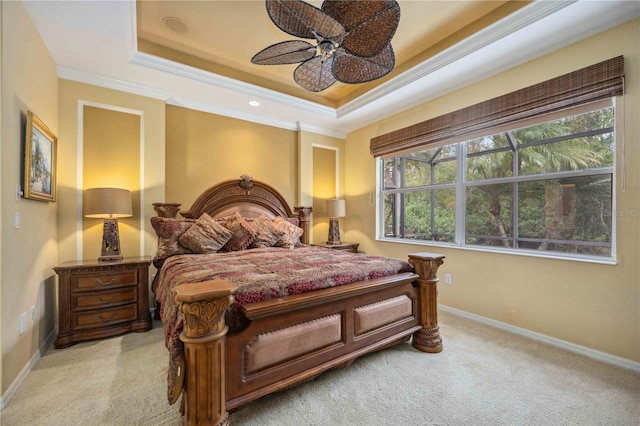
[294,206,313,245]
[175,280,236,339]
[180,296,233,339]
[408,253,445,353]
[152,203,182,219]
[174,280,236,426]
[408,253,445,283]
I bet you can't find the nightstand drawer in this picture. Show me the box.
[73,304,137,329]
[74,287,137,310]
[73,271,137,291]
[54,256,152,348]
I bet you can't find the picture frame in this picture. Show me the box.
[24,111,57,202]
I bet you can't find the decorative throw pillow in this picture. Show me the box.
[150,216,195,267]
[178,213,234,253]
[273,216,304,249]
[249,215,286,249]
[218,212,258,252]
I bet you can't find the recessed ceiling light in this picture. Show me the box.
[249,101,261,107]
[163,17,188,34]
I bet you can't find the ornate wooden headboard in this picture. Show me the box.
[153,175,313,244]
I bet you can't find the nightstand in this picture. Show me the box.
[312,241,360,253]
[53,256,152,349]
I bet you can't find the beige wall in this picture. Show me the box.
[313,146,337,244]
[165,105,298,210]
[165,107,346,245]
[82,107,142,260]
[298,131,345,244]
[1,1,59,394]
[344,19,640,362]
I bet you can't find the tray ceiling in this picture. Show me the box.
[136,0,517,107]
[22,1,640,136]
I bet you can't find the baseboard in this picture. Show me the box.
[0,327,57,411]
[439,304,640,373]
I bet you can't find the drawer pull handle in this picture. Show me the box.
[95,278,116,286]
[97,295,117,303]
[96,313,117,321]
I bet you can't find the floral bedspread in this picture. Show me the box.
[154,245,413,403]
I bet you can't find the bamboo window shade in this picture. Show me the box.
[370,56,625,158]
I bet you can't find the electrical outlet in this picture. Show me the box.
[19,313,27,335]
[30,306,36,321]
[445,274,452,285]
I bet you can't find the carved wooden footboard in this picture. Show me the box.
[174,252,444,426]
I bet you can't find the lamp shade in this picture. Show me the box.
[327,199,346,218]
[84,188,133,218]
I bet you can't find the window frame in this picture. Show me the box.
[377,99,618,264]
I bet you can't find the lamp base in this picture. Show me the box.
[100,219,123,262]
[326,217,342,245]
[98,254,124,262]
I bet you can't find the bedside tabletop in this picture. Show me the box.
[53,256,152,348]
[312,241,360,253]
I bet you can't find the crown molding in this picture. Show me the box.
[57,65,173,100]
[296,122,347,139]
[56,65,345,137]
[129,51,337,119]
[165,96,346,138]
[124,0,138,59]
[337,0,576,118]
[167,95,299,131]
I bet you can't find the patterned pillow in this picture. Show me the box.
[249,215,286,249]
[218,212,258,252]
[150,216,195,267]
[178,213,233,253]
[273,216,304,249]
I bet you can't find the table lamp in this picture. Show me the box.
[84,188,133,261]
[326,199,346,245]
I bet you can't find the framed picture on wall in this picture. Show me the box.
[24,111,57,202]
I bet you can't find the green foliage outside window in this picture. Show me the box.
[381,105,614,258]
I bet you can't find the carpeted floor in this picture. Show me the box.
[1,311,638,425]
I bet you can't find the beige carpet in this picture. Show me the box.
[1,311,638,426]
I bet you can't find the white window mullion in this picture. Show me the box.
[455,142,466,246]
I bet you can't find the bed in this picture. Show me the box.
[152,175,445,425]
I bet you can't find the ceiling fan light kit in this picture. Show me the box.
[252,0,401,92]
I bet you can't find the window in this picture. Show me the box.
[380,103,615,259]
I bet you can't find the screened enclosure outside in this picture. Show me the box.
[381,103,615,259]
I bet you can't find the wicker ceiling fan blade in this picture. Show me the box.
[293,56,337,92]
[266,0,345,41]
[323,0,400,58]
[251,40,317,65]
[333,43,395,84]
[255,1,401,91]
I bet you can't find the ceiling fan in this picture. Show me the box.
[251,0,401,92]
